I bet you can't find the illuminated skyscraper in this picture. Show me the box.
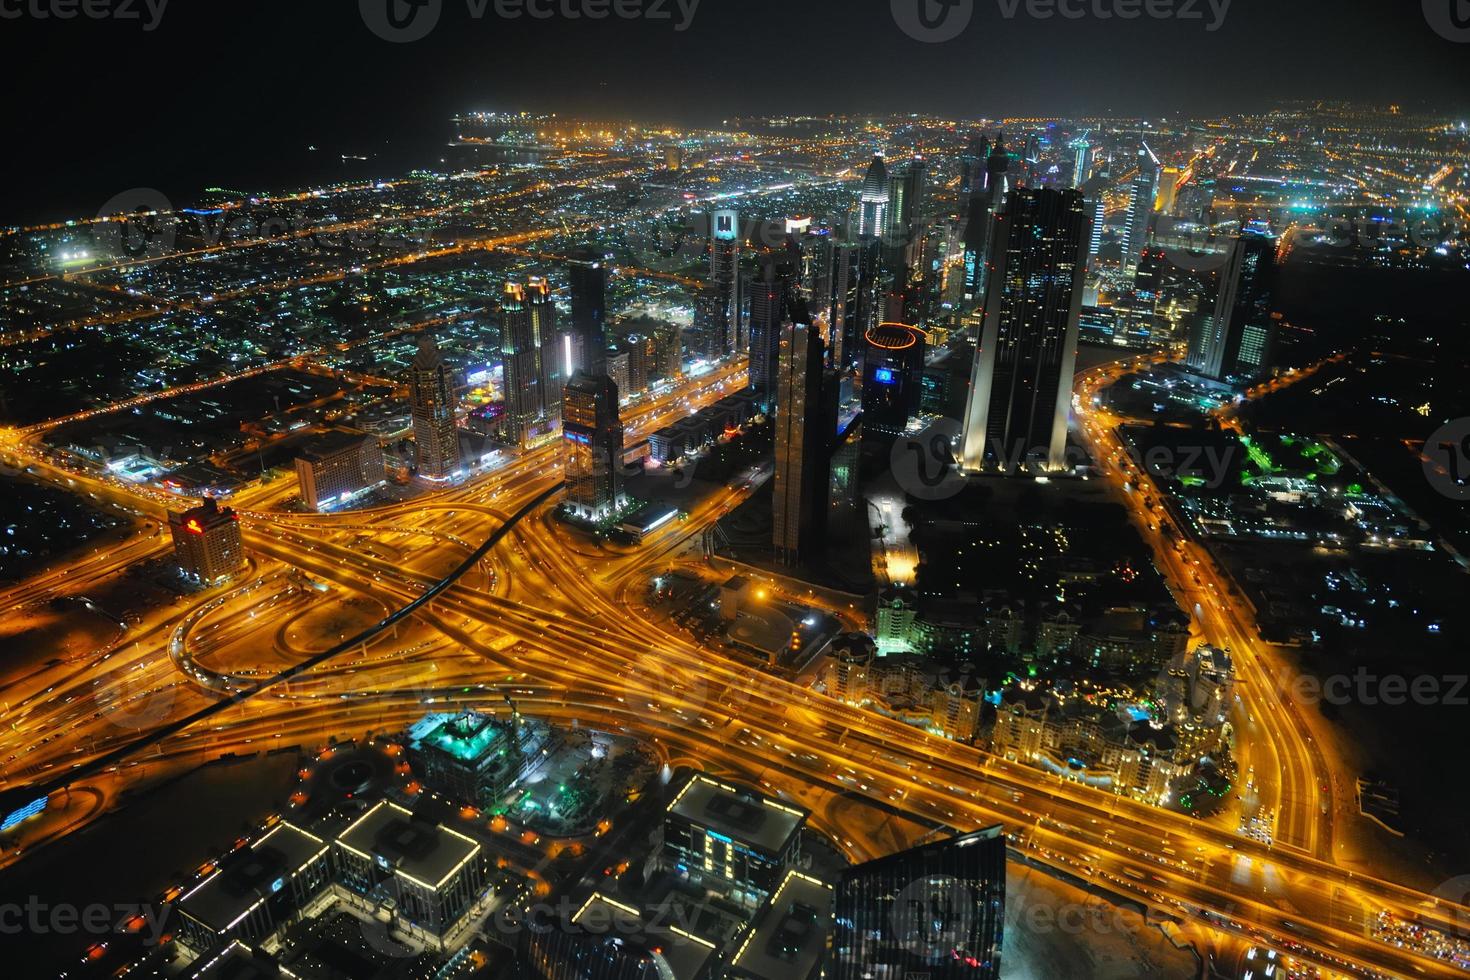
[1121,144,1159,270]
[858,154,890,238]
[748,255,795,412]
[498,282,540,446]
[772,310,837,567]
[408,333,462,478]
[1156,166,1182,214]
[961,187,1088,473]
[1186,233,1278,381]
[527,276,562,419]
[561,371,625,521]
[709,209,742,356]
[958,133,990,216]
[1069,133,1092,188]
[861,322,926,447]
[168,496,245,584]
[832,826,1006,980]
[567,246,608,376]
[1087,195,1106,266]
[961,135,1011,303]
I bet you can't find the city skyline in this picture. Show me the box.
[0,6,1469,980]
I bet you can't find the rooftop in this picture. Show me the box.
[570,893,717,980]
[178,822,327,933]
[337,800,480,890]
[726,870,833,980]
[667,775,806,855]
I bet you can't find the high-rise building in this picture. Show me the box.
[960,187,1088,473]
[887,156,925,245]
[561,370,626,521]
[408,333,462,478]
[293,428,385,511]
[498,282,541,446]
[858,154,891,238]
[710,208,743,356]
[1122,145,1159,270]
[665,144,683,170]
[1069,133,1092,188]
[1156,166,1182,214]
[1187,233,1278,381]
[168,496,245,585]
[772,312,837,567]
[748,255,794,412]
[527,276,562,419]
[832,826,1006,980]
[568,246,608,376]
[861,322,927,446]
[961,135,1011,303]
[1087,194,1106,266]
[958,134,990,216]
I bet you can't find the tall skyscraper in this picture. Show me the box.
[1122,144,1159,270]
[1156,166,1182,214]
[832,826,1006,980]
[858,154,890,238]
[498,282,541,446]
[861,322,927,447]
[1186,233,1278,381]
[1087,194,1106,267]
[808,235,880,371]
[527,276,562,419]
[567,246,607,376]
[958,133,990,216]
[709,209,742,356]
[561,371,625,521]
[408,333,462,478]
[960,187,1088,473]
[772,310,837,567]
[961,135,1011,304]
[748,255,794,412]
[1069,133,1092,188]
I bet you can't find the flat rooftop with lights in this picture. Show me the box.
[572,893,717,980]
[178,822,328,936]
[667,776,807,856]
[337,800,480,889]
[725,869,833,980]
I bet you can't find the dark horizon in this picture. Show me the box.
[1,0,1467,225]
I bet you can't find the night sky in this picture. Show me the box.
[1,0,1466,224]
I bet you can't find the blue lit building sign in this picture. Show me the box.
[873,367,896,385]
[1,796,47,832]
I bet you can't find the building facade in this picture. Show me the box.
[408,334,462,479]
[960,187,1088,474]
[169,496,245,584]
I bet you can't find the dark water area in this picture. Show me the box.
[0,754,298,975]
